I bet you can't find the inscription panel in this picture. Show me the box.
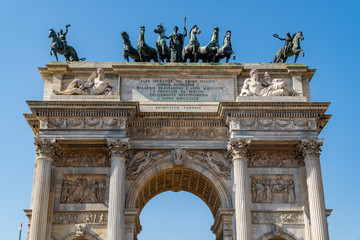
[122,77,235,102]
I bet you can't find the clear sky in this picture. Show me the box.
[0,0,359,239]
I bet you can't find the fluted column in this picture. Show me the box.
[298,139,329,240]
[30,138,60,240]
[227,139,252,240]
[107,138,130,240]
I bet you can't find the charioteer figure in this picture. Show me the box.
[166,17,187,62]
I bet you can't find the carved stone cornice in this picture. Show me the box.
[297,139,323,160]
[107,138,130,159]
[227,139,251,160]
[34,137,61,160]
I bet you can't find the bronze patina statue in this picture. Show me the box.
[137,26,158,62]
[122,31,140,62]
[154,24,170,62]
[166,17,187,62]
[49,25,85,61]
[198,27,220,62]
[215,30,235,63]
[182,25,201,62]
[273,32,305,63]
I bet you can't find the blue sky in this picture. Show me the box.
[0,0,359,239]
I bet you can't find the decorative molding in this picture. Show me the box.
[126,151,171,179]
[251,175,295,204]
[251,211,304,224]
[248,151,303,168]
[54,150,109,167]
[45,117,126,129]
[53,211,107,224]
[230,118,316,131]
[172,148,185,167]
[107,138,130,159]
[130,127,228,139]
[297,139,323,159]
[60,175,106,204]
[34,137,61,159]
[227,138,251,160]
[187,151,230,179]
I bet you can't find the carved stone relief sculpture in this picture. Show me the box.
[47,117,125,130]
[251,211,303,224]
[187,151,231,179]
[60,175,106,204]
[53,212,107,224]
[251,175,295,203]
[75,224,86,237]
[53,68,116,95]
[126,151,170,179]
[248,151,302,167]
[55,150,109,167]
[172,148,185,167]
[240,69,298,97]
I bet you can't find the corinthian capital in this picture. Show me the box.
[107,138,130,159]
[297,139,323,159]
[34,138,61,160]
[227,138,251,160]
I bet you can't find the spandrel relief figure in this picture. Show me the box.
[188,151,230,178]
[127,151,168,179]
[53,68,115,95]
[240,69,298,97]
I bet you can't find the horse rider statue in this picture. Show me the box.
[273,32,293,57]
[58,24,71,53]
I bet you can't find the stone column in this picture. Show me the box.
[107,138,130,240]
[227,139,252,240]
[29,138,60,240]
[298,139,329,240]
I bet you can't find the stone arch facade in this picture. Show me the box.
[125,160,234,240]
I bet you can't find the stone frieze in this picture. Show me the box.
[230,118,316,131]
[55,150,109,167]
[248,151,303,168]
[130,126,228,139]
[42,117,126,129]
[53,211,107,224]
[251,211,304,224]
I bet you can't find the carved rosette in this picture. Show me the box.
[297,139,323,160]
[34,137,61,160]
[106,139,130,159]
[227,139,251,160]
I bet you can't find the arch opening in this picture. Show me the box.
[138,191,215,240]
[134,168,222,217]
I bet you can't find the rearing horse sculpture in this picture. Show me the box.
[215,30,236,63]
[121,31,140,62]
[137,26,158,62]
[48,29,85,61]
[182,25,201,62]
[197,27,220,63]
[154,24,170,62]
[273,31,305,63]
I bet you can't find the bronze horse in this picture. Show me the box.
[121,31,140,62]
[197,27,219,63]
[215,30,236,63]
[182,25,201,62]
[48,29,85,61]
[154,24,170,62]
[273,31,305,63]
[137,26,158,62]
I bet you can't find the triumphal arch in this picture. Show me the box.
[24,62,331,240]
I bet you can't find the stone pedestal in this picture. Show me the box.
[107,139,130,240]
[29,138,59,240]
[298,139,329,240]
[227,139,252,240]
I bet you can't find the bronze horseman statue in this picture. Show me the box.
[49,24,85,61]
[273,32,305,63]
